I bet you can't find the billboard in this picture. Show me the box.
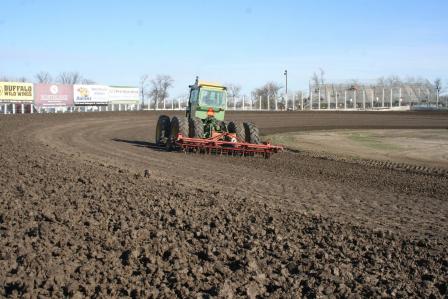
[0,82,33,102]
[34,84,73,107]
[74,84,109,106]
[108,86,139,104]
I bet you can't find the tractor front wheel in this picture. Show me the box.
[189,117,204,138]
[155,115,171,146]
[228,121,245,142]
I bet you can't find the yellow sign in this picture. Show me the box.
[0,82,34,102]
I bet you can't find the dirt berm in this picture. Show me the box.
[1,111,447,298]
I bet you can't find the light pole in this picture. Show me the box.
[284,70,288,95]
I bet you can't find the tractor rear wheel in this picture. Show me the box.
[228,121,245,142]
[244,122,260,144]
[168,116,189,150]
[189,117,204,138]
[155,115,171,146]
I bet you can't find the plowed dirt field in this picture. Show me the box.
[1,111,447,298]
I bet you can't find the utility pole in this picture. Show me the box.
[284,70,288,95]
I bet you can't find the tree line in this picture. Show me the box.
[0,71,95,85]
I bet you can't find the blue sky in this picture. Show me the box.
[1,0,447,96]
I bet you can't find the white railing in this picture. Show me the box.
[1,90,446,115]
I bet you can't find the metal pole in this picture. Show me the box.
[12,103,16,114]
[371,90,374,109]
[293,94,295,111]
[310,89,313,110]
[4,103,7,114]
[390,88,393,107]
[362,90,366,110]
[267,95,270,111]
[335,92,338,109]
[327,89,330,110]
[436,90,439,107]
[299,92,302,110]
[354,90,357,109]
[30,104,33,114]
[259,96,261,110]
[318,89,321,110]
[382,88,385,107]
[344,90,347,110]
[275,95,278,111]
[284,70,288,95]
[399,88,402,107]
[233,97,236,110]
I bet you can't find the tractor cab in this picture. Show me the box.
[187,77,227,122]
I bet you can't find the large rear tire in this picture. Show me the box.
[228,121,245,142]
[189,117,204,138]
[155,115,171,146]
[168,116,189,150]
[244,122,260,144]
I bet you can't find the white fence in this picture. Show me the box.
[1,87,446,115]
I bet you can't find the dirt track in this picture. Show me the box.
[1,111,447,298]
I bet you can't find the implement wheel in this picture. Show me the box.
[155,115,171,146]
[228,121,245,142]
[244,122,260,144]
[168,116,189,150]
[189,117,204,138]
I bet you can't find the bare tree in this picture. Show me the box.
[0,75,13,82]
[434,78,442,93]
[0,75,27,82]
[225,83,241,106]
[35,71,53,83]
[139,74,149,107]
[319,68,325,85]
[434,78,442,106]
[311,68,325,91]
[56,71,83,84]
[253,82,282,109]
[311,73,320,89]
[81,78,95,85]
[148,75,174,109]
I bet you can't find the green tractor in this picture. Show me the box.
[155,77,282,157]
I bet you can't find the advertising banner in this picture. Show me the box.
[108,86,139,104]
[34,84,73,107]
[74,84,109,106]
[0,82,33,102]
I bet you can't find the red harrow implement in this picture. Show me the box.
[175,132,284,158]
